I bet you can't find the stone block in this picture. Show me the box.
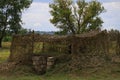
[47,57,54,62]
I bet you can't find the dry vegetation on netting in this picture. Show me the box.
[5,30,120,74]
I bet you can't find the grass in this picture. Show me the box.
[0,42,120,80]
[0,73,120,80]
[0,42,11,63]
[0,75,43,80]
[0,75,81,80]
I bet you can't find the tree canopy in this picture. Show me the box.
[49,0,105,34]
[0,0,32,48]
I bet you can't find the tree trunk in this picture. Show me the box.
[0,30,6,48]
[0,38,2,48]
[0,27,6,48]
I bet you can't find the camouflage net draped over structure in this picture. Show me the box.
[9,30,120,69]
[9,33,70,65]
[71,31,108,69]
[9,34,33,64]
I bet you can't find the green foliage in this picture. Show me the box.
[49,0,105,34]
[3,36,12,42]
[0,0,32,47]
[55,30,69,35]
[0,0,32,33]
[19,28,29,35]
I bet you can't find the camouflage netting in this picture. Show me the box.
[70,31,108,70]
[9,33,70,65]
[8,30,120,69]
[9,34,33,65]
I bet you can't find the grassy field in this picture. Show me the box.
[0,42,11,63]
[0,73,120,80]
[0,42,120,80]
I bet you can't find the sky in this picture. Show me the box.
[22,0,120,31]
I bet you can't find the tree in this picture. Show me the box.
[0,0,32,48]
[49,0,105,34]
[19,28,29,35]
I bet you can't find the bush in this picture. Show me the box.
[3,36,12,42]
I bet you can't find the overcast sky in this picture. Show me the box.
[22,0,120,31]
